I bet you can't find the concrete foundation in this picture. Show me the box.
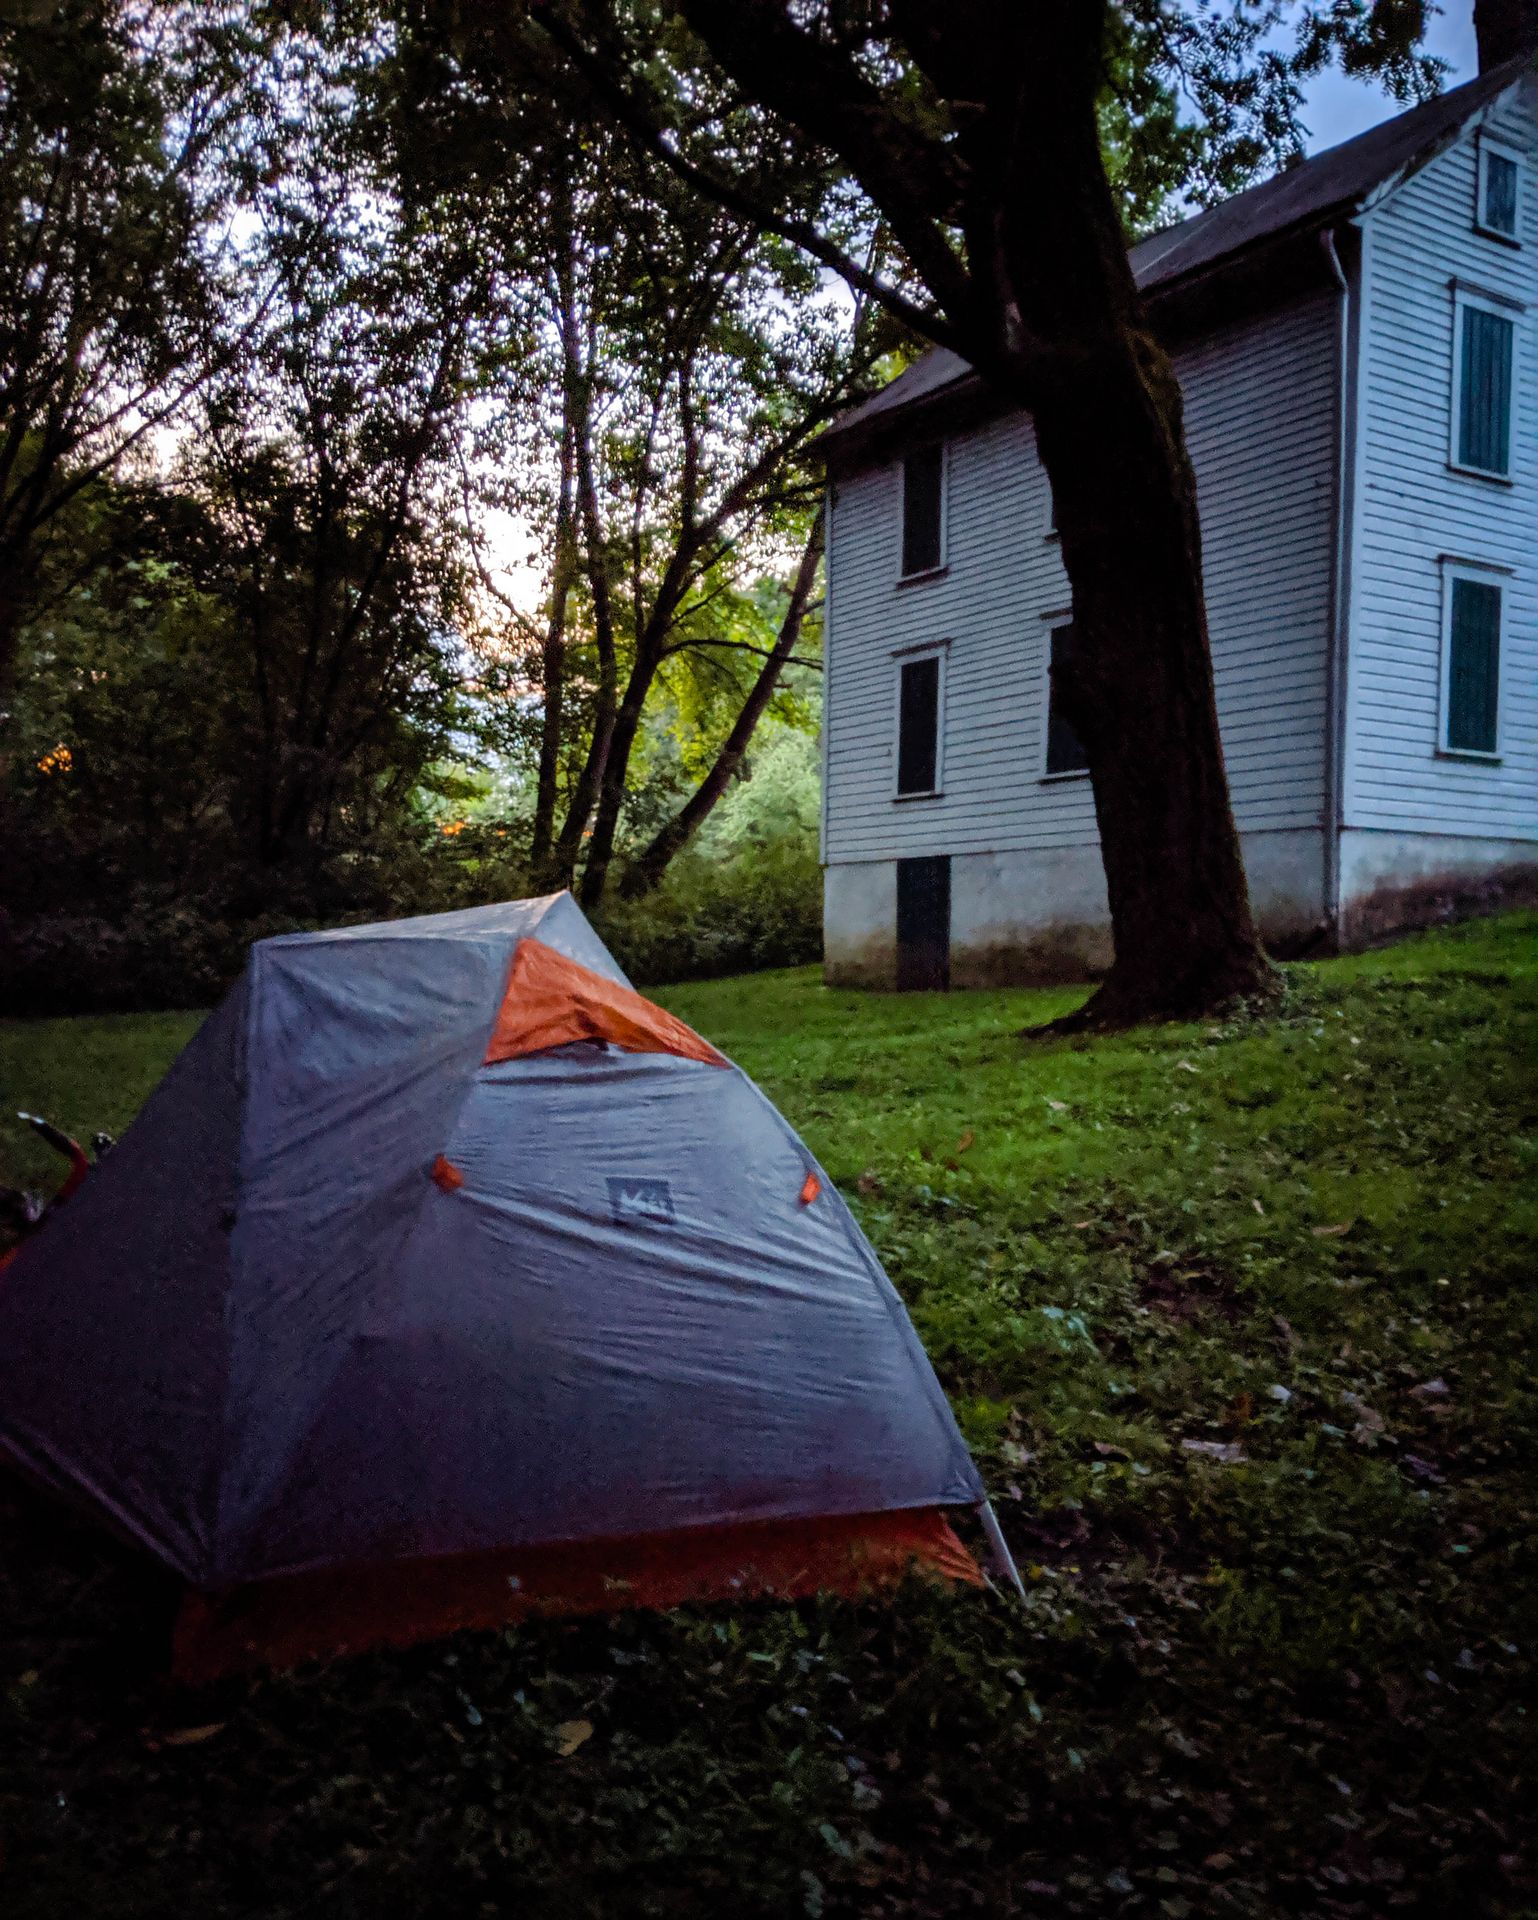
[1338,829,1538,946]
[824,827,1331,988]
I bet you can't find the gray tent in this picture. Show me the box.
[0,894,1009,1671]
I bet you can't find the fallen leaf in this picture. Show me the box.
[1312,1221,1354,1238]
[1180,1439,1246,1464]
[955,1128,975,1154]
[855,1171,881,1197]
[161,1723,225,1747]
[1410,1377,1450,1399]
[553,1718,593,1758]
[1174,1059,1199,1074]
[1251,1198,1265,1215]
[1072,1219,1093,1230]
[1045,1098,1068,1113]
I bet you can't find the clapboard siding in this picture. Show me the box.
[1346,80,1538,841]
[823,291,1338,864]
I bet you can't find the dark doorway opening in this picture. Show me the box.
[896,856,950,991]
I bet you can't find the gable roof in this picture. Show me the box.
[824,53,1534,453]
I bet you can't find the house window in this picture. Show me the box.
[895,649,944,795]
[1044,620,1090,777]
[1452,291,1515,478]
[900,445,945,577]
[1476,137,1522,241]
[1440,564,1505,758]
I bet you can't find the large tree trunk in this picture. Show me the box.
[987,0,1276,1026]
[1474,0,1538,69]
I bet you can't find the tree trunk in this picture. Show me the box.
[548,382,618,887]
[530,179,581,883]
[991,0,1277,1027]
[0,542,33,742]
[575,650,652,908]
[1474,0,1538,69]
[529,416,576,878]
[617,516,822,899]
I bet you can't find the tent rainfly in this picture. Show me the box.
[0,893,1017,1675]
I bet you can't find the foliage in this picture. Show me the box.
[0,0,249,699]
[1,914,1534,1915]
[0,734,823,1015]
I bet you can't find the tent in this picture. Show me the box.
[0,894,1013,1676]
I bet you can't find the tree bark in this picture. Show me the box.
[987,4,1275,1026]
[1475,0,1538,69]
[530,180,582,881]
[548,369,618,887]
[617,515,822,899]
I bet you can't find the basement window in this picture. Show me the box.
[899,444,946,578]
[1439,562,1505,759]
[1476,136,1522,242]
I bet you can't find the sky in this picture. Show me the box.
[1299,2,1478,152]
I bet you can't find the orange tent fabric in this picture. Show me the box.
[485,937,729,1070]
[172,1508,983,1680]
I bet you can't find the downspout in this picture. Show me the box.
[1320,227,1356,946]
[818,474,834,871]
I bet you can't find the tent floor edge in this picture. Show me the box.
[172,1507,985,1682]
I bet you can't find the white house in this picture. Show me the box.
[818,55,1538,989]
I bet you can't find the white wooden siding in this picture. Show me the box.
[823,291,1339,864]
[1345,80,1538,841]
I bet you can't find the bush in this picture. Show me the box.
[0,830,823,1017]
[593,833,822,986]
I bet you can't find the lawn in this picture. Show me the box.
[2,915,1535,1918]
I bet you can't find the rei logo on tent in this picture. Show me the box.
[607,1177,674,1227]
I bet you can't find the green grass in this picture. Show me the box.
[2,915,1536,1917]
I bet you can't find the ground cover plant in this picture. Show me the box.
[1,913,1535,1918]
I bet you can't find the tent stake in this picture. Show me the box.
[977,1500,1026,1598]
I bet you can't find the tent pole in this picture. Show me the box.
[976,1500,1026,1598]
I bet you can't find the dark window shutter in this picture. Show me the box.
[1458,306,1513,474]
[1483,150,1518,236]
[901,447,943,575]
[1045,623,1090,775]
[1447,577,1501,754]
[897,655,940,793]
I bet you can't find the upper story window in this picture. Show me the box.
[900,444,945,578]
[1476,136,1522,242]
[1451,287,1517,479]
[1043,618,1090,778]
[894,646,944,796]
[1440,561,1505,759]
